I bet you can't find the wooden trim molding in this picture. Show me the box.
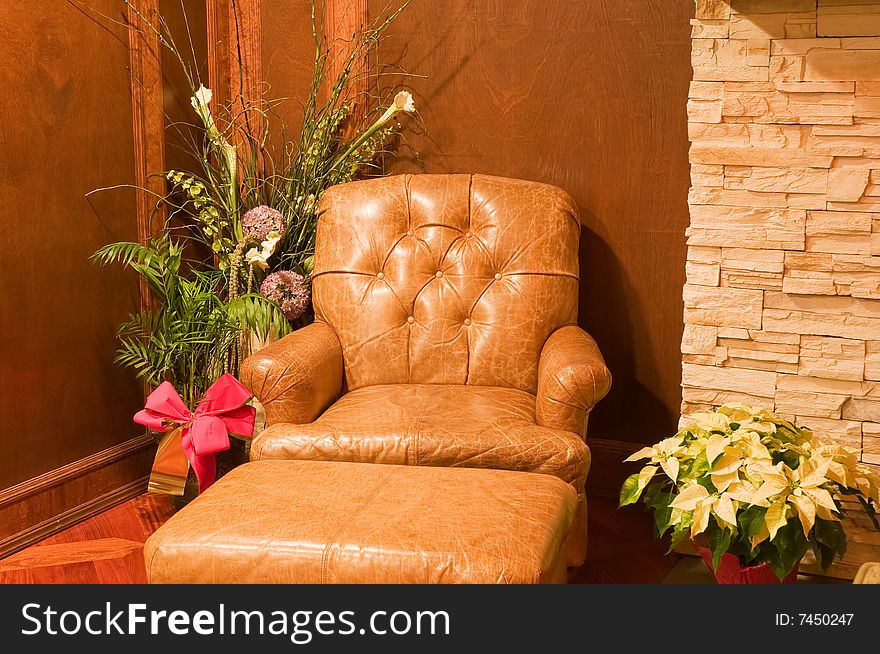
[0,436,157,559]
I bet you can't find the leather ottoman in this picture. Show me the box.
[144,459,577,584]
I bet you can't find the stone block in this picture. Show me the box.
[691,123,811,148]
[690,81,725,100]
[688,245,723,265]
[691,163,725,187]
[695,0,731,20]
[723,86,855,124]
[687,204,807,250]
[782,270,838,295]
[786,193,831,209]
[681,362,778,397]
[831,254,880,298]
[794,415,863,449]
[731,0,820,13]
[763,307,880,339]
[865,340,880,380]
[777,372,874,396]
[729,12,787,39]
[694,39,772,81]
[727,356,799,373]
[827,168,871,201]
[692,19,732,39]
[776,390,849,418]
[720,327,752,339]
[687,261,722,286]
[690,145,833,167]
[765,291,880,317]
[683,284,765,329]
[718,336,800,353]
[818,5,880,37]
[744,167,828,193]
[857,81,880,95]
[723,247,785,272]
[827,199,880,211]
[751,330,803,345]
[772,38,842,55]
[728,346,800,363]
[805,49,880,81]
[770,55,807,82]
[688,99,724,123]
[806,209,873,254]
[722,270,785,290]
[808,133,880,157]
[681,387,775,411]
[776,81,856,93]
[843,397,880,422]
[863,422,880,464]
[681,324,718,355]
[799,334,866,380]
[855,95,880,117]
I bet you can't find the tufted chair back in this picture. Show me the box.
[313,174,581,393]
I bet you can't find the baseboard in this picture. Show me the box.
[0,434,156,559]
[585,437,643,499]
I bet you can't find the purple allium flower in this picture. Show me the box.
[260,270,310,321]
[242,205,286,240]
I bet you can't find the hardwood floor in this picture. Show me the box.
[0,494,678,584]
[0,494,174,584]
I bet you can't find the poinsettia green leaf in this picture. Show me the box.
[708,523,732,571]
[737,505,767,538]
[666,516,692,555]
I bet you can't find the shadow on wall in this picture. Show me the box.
[577,221,677,441]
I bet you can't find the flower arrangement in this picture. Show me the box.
[92,1,417,405]
[619,404,880,580]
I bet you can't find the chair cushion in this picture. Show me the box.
[144,460,577,583]
[251,384,590,488]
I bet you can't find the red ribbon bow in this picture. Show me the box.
[134,374,256,493]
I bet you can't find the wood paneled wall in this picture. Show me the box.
[372,0,695,445]
[0,0,158,554]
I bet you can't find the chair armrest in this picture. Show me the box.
[240,321,344,426]
[536,325,611,437]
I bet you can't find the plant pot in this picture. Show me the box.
[692,540,799,584]
[172,436,251,509]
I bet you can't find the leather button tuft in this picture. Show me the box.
[463,318,472,326]
[406,230,414,237]
[465,232,473,239]
[377,272,385,280]
[435,271,443,278]
[407,316,414,324]
[494,273,502,281]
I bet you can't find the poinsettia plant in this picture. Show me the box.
[619,404,880,580]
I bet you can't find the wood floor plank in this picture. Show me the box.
[0,538,143,572]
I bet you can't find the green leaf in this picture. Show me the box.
[619,473,644,507]
[666,514,693,555]
[738,505,767,539]
[707,523,732,571]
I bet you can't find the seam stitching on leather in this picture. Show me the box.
[319,467,399,583]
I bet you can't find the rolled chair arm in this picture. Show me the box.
[536,325,612,437]
[240,321,344,426]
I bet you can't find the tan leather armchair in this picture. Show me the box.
[241,173,611,566]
